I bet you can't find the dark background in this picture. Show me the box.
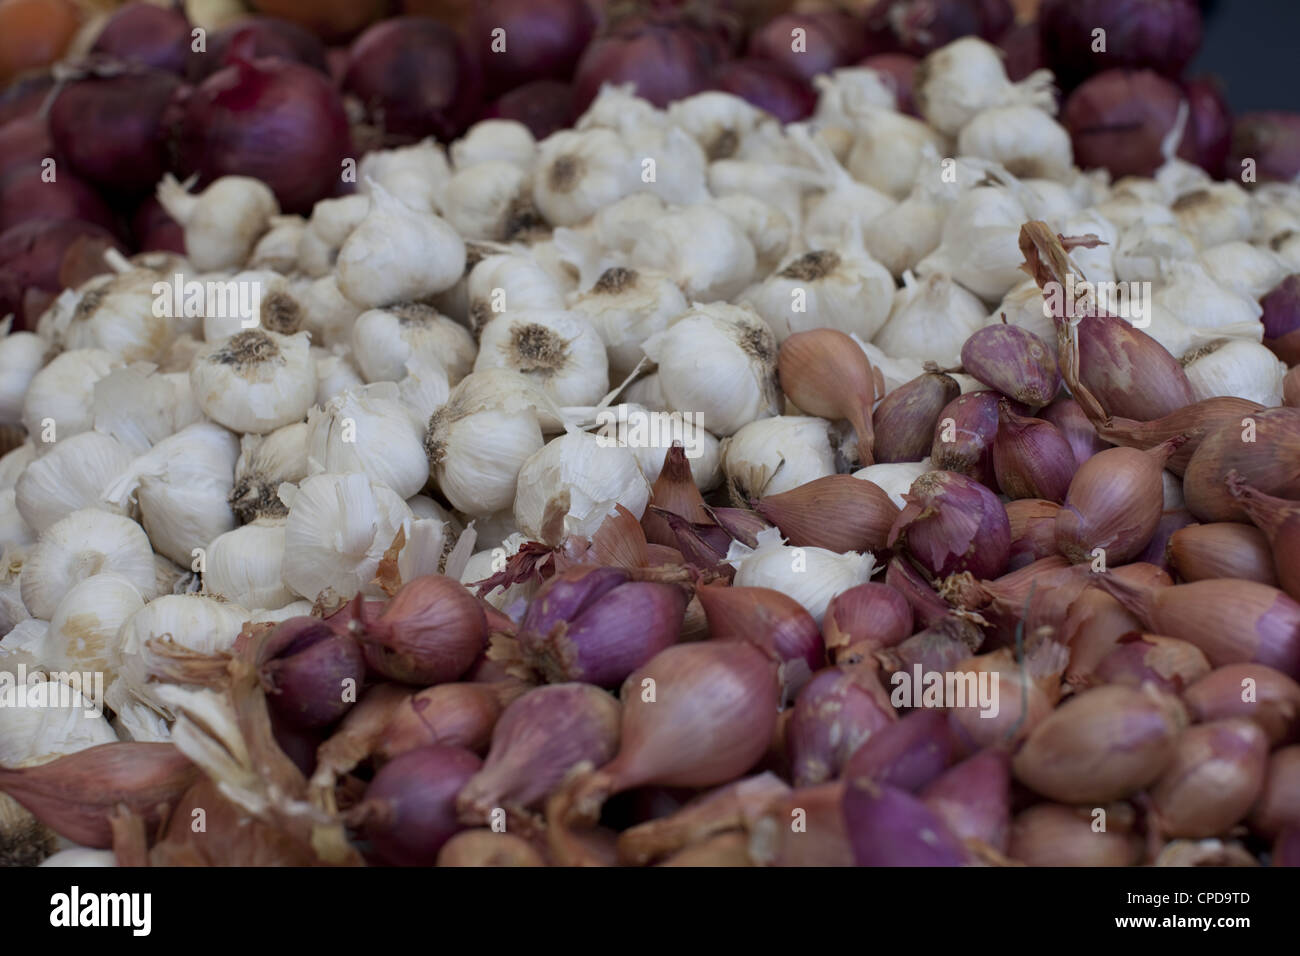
[1195,0,1299,110]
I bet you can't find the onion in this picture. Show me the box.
[91,2,192,75]
[132,196,185,254]
[1227,112,1300,186]
[747,11,870,83]
[344,17,482,144]
[996,22,1043,83]
[467,0,596,99]
[574,22,716,112]
[0,162,116,235]
[867,0,1007,56]
[0,0,80,84]
[482,80,576,139]
[859,53,919,115]
[0,71,56,125]
[247,0,388,43]
[1038,0,1202,87]
[356,744,482,866]
[1184,75,1232,178]
[0,219,123,330]
[712,59,816,123]
[189,17,331,81]
[48,64,182,193]
[0,113,56,181]
[174,53,352,214]
[1063,69,1199,179]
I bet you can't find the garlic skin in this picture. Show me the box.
[91,365,204,454]
[0,617,43,668]
[0,675,117,768]
[958,106,1073,180]
[1182,339,1287,406]
[726,527,876,624]
[846,107,952,201]
[313,346,365,406]
[708,158,810,235]
[513,431,651,542]
[336,183,466,309]
[21,349,120,455]
[359,139,451,215]
[204,518,294,610]
[1152,260,1263,332]
[917,186,1030,302]
[621,371,669,412]
[200,271,305,343]
[853,459,935,510]
[281,472,412,601]
[798,131,898,249]
[465,253,567,337]
[667,91,768,160]
[627,124,710,205]
[1113,223,1198,283]
[533,128,637,227]
[156,173,278,271]
[0,332,47,427]
[721,417,836,503]
[461,532,534,611]
[874,272,988,367]
[474,309,609,406]
[306,383,429,499]
[229,423,310,523]
[916,37,1056,137]
[441,160,541,241]
[38,848,120,868]
[1171,183,1254,249]
[295,274,363,349]
[1199,242,1289,300]
[297,194,370,277]
[248,600,314,625]
[351,303,475,386]
[45,572,144,678]
[15,431,134,534]
[0,443,34,491]
[570,268,688,380]
[599,402,723,492]
[396,355,453,422]
[743,249,894,342]
[452,119,537,171]
[190,329,317,434]
[642,303,780,437]
[53,269,174,362]
[0,488,34,556]
[713,194,793,277]
[248,214,307,273]
[627,204,758,302]
[20,510,157,620]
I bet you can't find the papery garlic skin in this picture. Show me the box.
[846,107,951,201]
[202,271,305,342]
[1114,223,1198,283]
[917,186,1030,302]
[281,472,412,601]
[190,329,316,434]
[1183,339,1288,407]
[621,372,669,412]
[21,349,120,455]
[668,91,768,161]
[313,346,365,406]
[1152,261,1263,332]
[0,332,47,427]
[248,601,314,625]
[570,268,689,380]
[853,460,934,509]
[874,272,988,367]
[465,254,567,337]
[156,173,278,271]
[726,527,876,624]
[1171,183,1254,249]
[297,194,370,277]
[460,531,534,611]
[0,444,34,491]
[627,204,758,302]
[0,617,44,668]
[533,128,637,226]
[39,848,120,867]
[957,106,1073,181]
[295,274,363,349]
[0,677,117,768]
[642,303,780,437]
[359,139,451,215]
[513,431,651,542]
[336,183,466,309]
[20,510,157,620]
[916,37,1056,137]
[306,383,429,499]
[988,280,1058,355]
[743,249,894,342]
[351,303,476,386]
[441,160,540,241]
[474,309,609,406]
[721,417,836,503]
[452,119,537,171]
[204,519,294,610]
[602,402,723,492]
[91,366,204,454]
[1199,242,1289,300]
[45,572,144,678]
[0,488,34,556]
[713,194,793,277]
[248,214,307,273]
[397,355,452,422]
[15,432,133,534]
[230,423,310,524]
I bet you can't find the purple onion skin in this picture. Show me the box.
[1039,0,1202,88]
[874,370,961,464]
[0,163,117,236]
[1133,509,1196,576]
[788,668,896,787]
[843,780,969,865]
[961,324,1060,408]
[1229,112,1300,186]
[1076,311,1196,420]
[748,11,870,83]
[921,749,1011,852]
[92,3,193,75]
[0,72,56,127]
[931,390,1003,488]
[189,18,331,81]
[574,23,715,112]
[1064,69,1201,179]
[1276,827,1300,867]
[1184,75,1232,178]
[520,567,627,637]
[867,0,984,58]
[481,80,575,139]
[468,0,596,99]
[843,709,957,793]
[0,219,124,330]
[1261,275,1300,365]
[261,617,367,729]
[1040,397,1109,468]
[998,21,1044,83]
[885,555,954,630]
[884,625,977,679]
[712,58,817,124]
[0,114,56,183]
[362,745,482,867]
[858,53,918,115]
[993,409,1075,503]
[889,471,1012,580]
[268,708,324,777]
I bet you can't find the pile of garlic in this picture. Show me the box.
[0,33,1295,771]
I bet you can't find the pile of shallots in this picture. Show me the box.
[1,34,1299,867]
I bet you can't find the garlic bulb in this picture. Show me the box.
[853,459,935,509]
[1019,178,1084,221]
[441,160,544,241]
[642,303,780,437]
[797,128,897,248]
[352,302,476,384]
[51,269,173,362]
[713,194,793,276]
[708,158,812,235]
[103,422,240,568]
[248,214,307,273]
[451,119,537,171]
[726,527,875,624]
[1056,209,1118,283]
[813,67,898,124]
[628,203,758,302]
[91,365,204,454]
[1113,223,1198,283]
[577,83,667,134]
[513,431,651,543]
[153,552,195,597]
[667,91,768,160]
[1170,183,1254,248]
[743,248,894,342]
[474,309,609,406]
[190,329,316,434]
[230,423,310,523]
[533,128,637,227]
[397,354,452,421]
[156,173,278,271]
[306,383,429,498]
[0,443,33,491]
[855,340,927,396]
[1152,260,1262,332]
[916,186,1029,302]
[596,402,723,491]
[21,349,120,454]
[862,190,948,278]
[465,253,567,337]
[1199,242,1289,300]
[957,106,1073,180]
[569,267,688,380]
[46,573,144,677]
[0,676,117,767]
[721,416,836,503]
[359,138,451,215]
[461,532,534,611]
[313,346,365,406]
[281,472,412,601]
[916,37,1056,137]
[626,124,710,205]
[0,332,47,427]
[0,488,34,555]
[39,848,120,867]
[248,601,313,625]
[295,274,363,349]
[20,510,157,619]
[15,431,133,534]
[1182,339,1287,406]
[407,494,459,527]
[201,270,305,342]
[622,372,668,412]
[204,518,294,610]
[297,194,370,277]
[0,617,43,668]
[336,182,466,308]
[874,272,988,367]
[1141,303,1260,359]
[1093,191,1177,233]
[845,106,952,200]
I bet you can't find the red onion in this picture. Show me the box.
[843,779,968,865]
[859,52,918,115]
[889,471,1011,580]
[1092,633,1211,694]
[132,196,185,254]
[873,367,961,463]
[1132,509,1197,575]
[711,58,816,123]
[175,53,352,214]
[747,10,869,83]
[1228,112,1300,186]
[0,71,55,126]
[574,22,715,112]
[1063,69,1201,179]
[866,0,988,57]
[189,18,331,81]
[0,114,56,181]
[1039,0,1202,87]
[468,0,596,99]
[344,17,482,143]
[268,708,324,777]
[1039,397,1109,468]
[961,323,1061,408]
[358,575,488,686]
[885,554,959,630]
[375,683,513,759]
[842,709,957,793]
[695,583,824,693]
[930,390,1003,487]
[260,617,366,729]
[992,404,1075,503]
[48,65,182,193]
[482,79,575,139]
[787,666,896,786]
[1261,274,1300,367]
[0,162,116,235]
[997,21,1043,83]
[1184,75,1232,178]
[920,749,1011,852]
[357,744,481,866]
[0,218,123,330]
[1005,499,1062,570]
[822,582,913,662]
[91,2,192,75]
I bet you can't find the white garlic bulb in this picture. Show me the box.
[0,488,34,556]
[0,331,47,427]
[798,129,898,249]
[513,432,651,543]
[1171,183,1254,249]
[336,182,466,308]
[306,383,429,498]
[39,848,120,868]
[1152,260,1263,332]
[441,160,541,241]
[352,302,476,384]
[474,309,609,406]
[916,186,1029,302]
[621,371,668,412]
[742,248,894,342]
[0,617,44,668]
[725,527,875,624]
[297,194,370,277]
[204,519,294,610]
[874,272,988,367]
[248,601,314,625]
[721,417,836,504]
[156,173,278,271]
[460,532,534,611]
[190,329,317,434]
[708,158,811,236]
[45,573,144,678]
[667,91,768,161]
[916,37,1056,137]
[465,253,567,337]
[629,203,758,302]
[91,365,204,454]
[201,270,305,342]
[642,303,779,437]
[853,459,936,510]
[845,107,951,201]
[956,106,1073,181]
[0,443,34,491]
[533,128,637,226]
[569,267,689,380]
[1199,242,1290,300]
[626,124,710,205]
[230,422,310,523]
[452,119,537,171]
[359,138,451,215]
[21,349,120,455]
[596,402,723,491]
[52,268,175,363]
[0,677,118,768]
[248,214,307,273]
[576,83,667,134]
[20,510,157,619]
[1182,338,1287,406]
[281,472,412,602]
[295,274,363,349]
[713,194,793,276]
[314,346,365,406]
[396,354,453,421]
[15,431,133,534]
[1113,223,1198,283]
